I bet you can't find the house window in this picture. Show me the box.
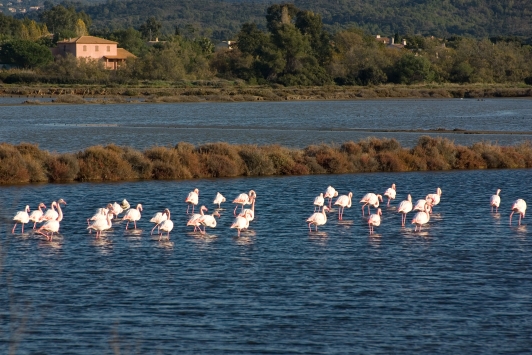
[83,45,87,51]
[107,46,110,52]
[95,45,99,51]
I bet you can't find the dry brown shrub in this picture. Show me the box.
[360,137,402,154]
[122,147,152,179]
[53,95,86,104]
[46,154,80,181]
[352,153,380,172]
[21,155,48,182]
[176,142,195,153]
[472,142,506,168]
[144,146,192,180]
[499,147,526,168]
[0,143,30,183]
[413,136,457,169]
[377,152,407,172]
[202,154,241,177]
[196,142,245,175]
[239,145,275,176]
[513,142,532,167]
[77,145,136,181]
[454,146,486,169]
[303,156,327,174]
[315,149,352,174]
[15,142,49,161]
[340,141,362,155]
[265,145,298,175]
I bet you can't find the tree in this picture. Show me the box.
[109,28,147,56]
[139,17,161,41]
[390,53,434,84]
[0,40,53,68]
[40,5,91,40]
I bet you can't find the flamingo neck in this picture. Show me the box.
[56,202,63,222]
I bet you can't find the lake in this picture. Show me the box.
[1,168,531,354]
[0,98,531,151]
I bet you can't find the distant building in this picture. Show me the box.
[50,35,136,70]
[374,34,406,49]
[146,37,166,46]
[215,40,236,51]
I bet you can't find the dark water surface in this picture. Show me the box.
[1,169,531,354]
[0,98,531,151]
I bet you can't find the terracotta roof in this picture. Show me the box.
[57,36,118,44]
[103,48,136,59]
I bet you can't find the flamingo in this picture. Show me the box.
[157,209,174,241]
[412,203,431,232]
[334,192,353,220]
[324,186,338,208]
[121,199,130,210]
[510,199,527,226]
[231,209,253,236]
[238,195,256,222]
[490,189,501,212]
[368,208,382,234]
[12,205,30,234]
[87,210,113,238]
[110,202,124,217]
[36,200,66,241]
[150,210,168,234]
[426,187,442,208]
[123,204,142,230]
[28,202,46,229]
[185,188,199,214]
[360,193,383,216]
[233,190,256,216]
[187,205,208,232]
[313,193,324,212]
[413,198,432,214]
[397,194,413,226]
[87,205,113,233]
[306,206,330,232]
[384,183,396,207]
[198,211,221,235]
[40,199,67,222]
[213,192,226,209]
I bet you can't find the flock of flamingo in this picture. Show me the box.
[9,184,527,240]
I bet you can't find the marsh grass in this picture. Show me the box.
[0,137,531,184]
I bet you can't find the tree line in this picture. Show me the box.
[1,3,532,86]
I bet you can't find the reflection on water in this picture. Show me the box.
[0,169,532,354]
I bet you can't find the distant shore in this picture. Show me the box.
[0,83,531,104]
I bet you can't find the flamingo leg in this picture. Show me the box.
[125,221,130,230]
[387,199,390,207]
[12,223,17,234]
[361,204,366,216]
[22,224,24,233]
[510,211,514,225]
[519,214,522,226]
[134,221,137,229]
[234,205,238,216]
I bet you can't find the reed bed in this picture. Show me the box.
[1,137,532,184]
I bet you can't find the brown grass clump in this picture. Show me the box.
[144,146,192,179]
[238,145,276,176]
[122,147,153,179]
[46,154,80,181]
[77,145,136,181]
[412,136,457,170]
[0,143,30,183]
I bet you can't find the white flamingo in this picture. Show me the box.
[360,193,383,216]
[238,195,256,222]
[150,210,168,235]
[231,209,253,236]
[334,192,353,220]
[158,209,174,241]
[368,208,382,234]
[185,188,199,214]
[28,202,47,229]
[87,205,113,233]
[413,198,432,213]
[213,192,226,209]
[412,204,431,232]
[233,190,256,216]
[198,211,220,235]
[313,193,324,212]
[110,202,124,217]
[510,199,527,226]
[306,206,330,232]
[397,194,413,226]
[123,204,142,230]
[490,189,501,212]
[36,200,66,241]
[324,186,338,208]
[87,210,113,238]
[12,205,30,234]
[40,199,66,222]
[384,183,396,207]
[187,205,208,232]
[426,187,442,208]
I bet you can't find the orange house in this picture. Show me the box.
[51,35,136,69]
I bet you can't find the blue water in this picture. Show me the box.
[1,168,531,354]
[0,98,531,151]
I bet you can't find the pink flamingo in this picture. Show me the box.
[40,199,66,222]
[368,208,382,234]
[36,200,66,241]
[87,210,113,238]
[187,205,208,232]
[12,205,30,234]
[185,188,199,214]
[360,193,383,216]
[324,186,338,208]
[490,189,501,212]
[157,209,174,241]
[510,199,527,226]
[384,183,396,207]
[313,193,324,212]
[397,194,413,226]
[123,204,142,230]
[150,210,168,234]
[198,211,221,235]
[28,202,46,229]
[213,192,226,209]
[238,195,256,221]
[334,192,353,220]
[412,203,431,232]
[306,206,330,232]
[426,187,442,208]
[231,209,253,236]
[233,190,256,216]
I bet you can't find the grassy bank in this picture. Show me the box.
[1,137,531,185]
[1,83,532,103]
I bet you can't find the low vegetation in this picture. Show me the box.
[1,137,532,185]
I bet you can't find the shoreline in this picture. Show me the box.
[0,83,531,104]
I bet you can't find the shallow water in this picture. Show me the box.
[0,98,531,151]
[1,169,531,354]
